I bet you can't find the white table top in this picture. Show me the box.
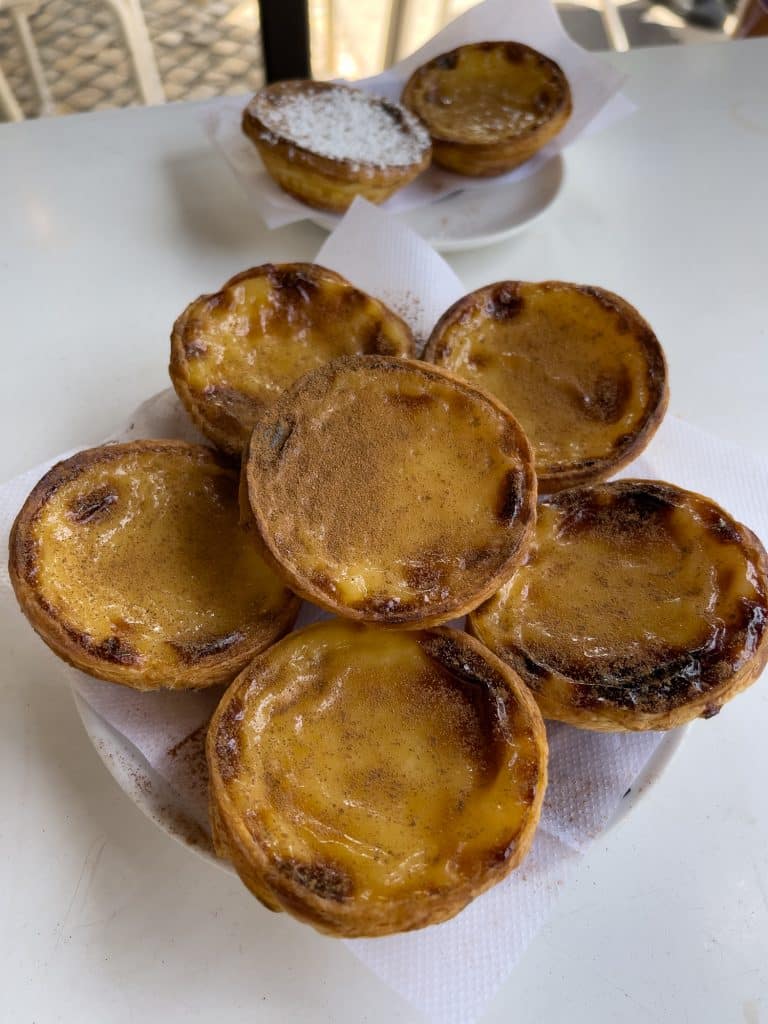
[2,38,767,1024]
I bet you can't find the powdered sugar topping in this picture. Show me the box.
[249,84,431,169]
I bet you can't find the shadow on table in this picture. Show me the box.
[557,1,718,49]
[162,148,326,259]
[0,590,384,1020]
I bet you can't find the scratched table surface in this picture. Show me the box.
[1,38,767,1024]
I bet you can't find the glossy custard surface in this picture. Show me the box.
[214,622,544,902]
[428,282,666,484]
[473,481,768,699]
[174,265,413,451]
[247,356,536,622]
[405,43,568,144]
[28,445,291,674]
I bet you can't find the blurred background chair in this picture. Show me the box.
[0,0,163,120]
[0,0,52,119]
[1,0,738,122]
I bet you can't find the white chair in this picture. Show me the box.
[383,0,630,67]
[0,0,164,122]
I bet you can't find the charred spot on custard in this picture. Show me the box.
[737,598,767,658]
[93,634,139,665]
[215,695,244,783]
[362,321,399,357]
[386,389,434,410]
[18,534,39,585]
[582,367,632,424]
[418,635,513,776]
[277,858,353,902]
[487,838,518,867]
[504,42,526,63]
[497,468,525,523]
[183,335,207,359]
[68,485,119,525]
[201,386,262,443]
[534,88,553,113]
[487,283,523,321]
[702,508,743,545]
[63,629,140,666]
[267,266,319,303]
[553,484,677,538]
[404,555,451,594]
[267,415,294,461]
[433,51,458,71]
[361,596,415,622]
[463,545,497,571]
[172,630,245,664]
[205,290,235,314]
[561,615,761,711]
[515,650,550,684]
[577,286,631,331]
[309,570,335,596]
[419,633,506,693]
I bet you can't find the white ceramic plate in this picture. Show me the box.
[309,154,565,253]
[608,725,687,827]
[73,687,686,873]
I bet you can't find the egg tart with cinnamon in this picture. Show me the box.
[470,480,768,731]
[171,263,414,456]
[243,80,432,212]
[402,42,571,176]
[9,441,300,690]
[207,620,548,936]
[425,282,668,494]
[244,355,537,627]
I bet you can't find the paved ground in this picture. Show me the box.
[0,0,722,122]
[0,0,264,117]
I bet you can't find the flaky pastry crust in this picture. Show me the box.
[244,355,537,627]
[207,621,548,936]
[243,80,431,212]
[170,262,414,456]
[470,480,768,730]
[9,441,300,690]
[425,281,669,493]
[402,42,571,176]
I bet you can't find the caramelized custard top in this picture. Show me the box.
[21,443,292,678]
[212,622,545,902]
[173,264,413,453]
[472,481,768,709]
[403,42,570,145]
[427,282,667,489]
[246,356,537,624]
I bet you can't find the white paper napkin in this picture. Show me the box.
[202,0,634,229]
[3,203,768,1024]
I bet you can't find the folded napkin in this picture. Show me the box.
[3,202,767,1024]
[202,0,635,229]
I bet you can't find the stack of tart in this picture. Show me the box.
[242,40,574,211]
[10,263,767,938]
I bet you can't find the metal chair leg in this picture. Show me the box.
[601,0,630,51]
[101,0,165,104]
[0,63,24,121]
[9,5,55,115]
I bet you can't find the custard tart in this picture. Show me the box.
[402,42,571,176]
[9,441,300,690]
[170,263,414,456]
[244,355,537,627]
[470,480,768,731]
[207,620,548,936]
[425,282,668,493]
[243,80,432,212]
